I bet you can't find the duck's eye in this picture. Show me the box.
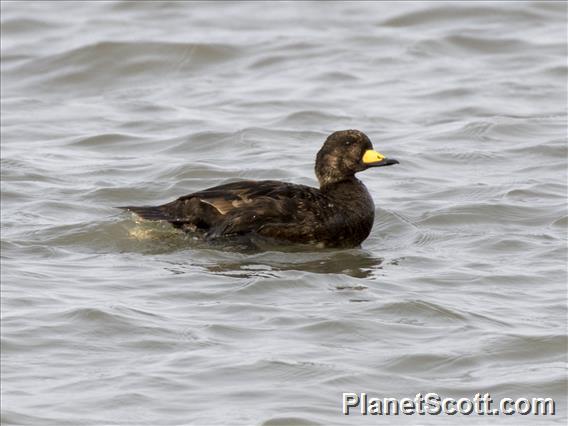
[345,141,352,146]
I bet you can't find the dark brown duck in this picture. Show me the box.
[120,130,398,248]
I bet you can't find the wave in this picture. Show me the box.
[381,3,563,28]
[5,41,243,94]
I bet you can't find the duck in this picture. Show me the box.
[119,129,398,248]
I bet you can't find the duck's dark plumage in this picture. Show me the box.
[120,130,398,248]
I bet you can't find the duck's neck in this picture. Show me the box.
[320,176,359,190]
[319,177,376,247]
[320,177,374,205]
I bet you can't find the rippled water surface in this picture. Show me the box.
[1,1,567,425]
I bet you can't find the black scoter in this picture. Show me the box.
[120,130,398,248]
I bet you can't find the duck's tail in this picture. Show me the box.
[117,205,169,221]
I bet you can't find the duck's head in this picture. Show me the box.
[315,129,399,187]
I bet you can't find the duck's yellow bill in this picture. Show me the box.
[362,150,385,164]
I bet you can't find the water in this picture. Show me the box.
[1,1,567,425]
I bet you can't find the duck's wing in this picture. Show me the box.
[119,180,325,237]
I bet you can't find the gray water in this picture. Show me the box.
[1,1,567,425]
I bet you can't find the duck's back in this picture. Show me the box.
[120,178,375,248]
